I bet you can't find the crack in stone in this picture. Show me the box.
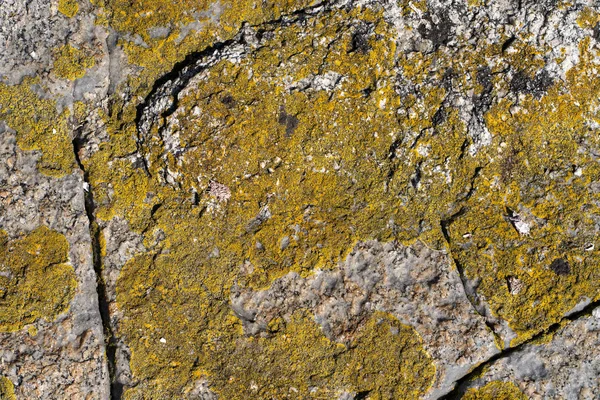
[135,0,347,165]
[440,206,504,346]
[438,167,600,398]
[72,135,123,400]
[438,298,600,399]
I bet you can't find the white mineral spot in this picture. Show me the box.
[514,219,530,236]
[417,144,430,157]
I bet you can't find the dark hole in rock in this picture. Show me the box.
[549,258,570,275]
[221,94,235,108]
[351,31,371,54]
[418,12,454,48]
[432,107,446,126]
[278,106,299,137]
[349,23,373,54]
[501,35,516,52]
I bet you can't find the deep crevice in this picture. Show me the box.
[439,185,600,398]
[439,297,600,399]
[440,207,502,343]
[134,0,345,153]
[72,137,123,400]
[354,390,372,400]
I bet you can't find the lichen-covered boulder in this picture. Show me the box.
[3,0,600,399]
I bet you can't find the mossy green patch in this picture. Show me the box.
[0,377,16,400]
[0,78,75,177]
[463,381,527,400]
[0,227,77,333]
[58,0,79,18]
[52,44,95,81]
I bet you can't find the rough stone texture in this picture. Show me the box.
[458,305,600,399]
[3,0,600,399]
[0,127,109,397]
[231,241,498,399]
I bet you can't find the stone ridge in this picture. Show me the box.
[2,0,600,399]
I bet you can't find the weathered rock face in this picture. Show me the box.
[0,127,108,397]
[3,0,600,399]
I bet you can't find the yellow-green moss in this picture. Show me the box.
[52,44,95,81]
[58,0,79,18]
[463,381,527,400]
[0,79,75,177]
[0,227,77,333]
[0,377,16,400]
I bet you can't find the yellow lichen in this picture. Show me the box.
[109,7,442,397]
[467,0,487,7]
[155,12,403,288]
[0,227,77,333]
[52,44,95,81]
[86,0,600,394]
[577,7,600,29]
[463,381,527,400]
[0,377,16,400]
[58,0,79,18]
[0,78,75,177]
[88,0,317,100]
[116,261,435,400]
[338,312,435,399]
[449,37,600,344]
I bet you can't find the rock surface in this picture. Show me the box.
[2,0,600,399]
